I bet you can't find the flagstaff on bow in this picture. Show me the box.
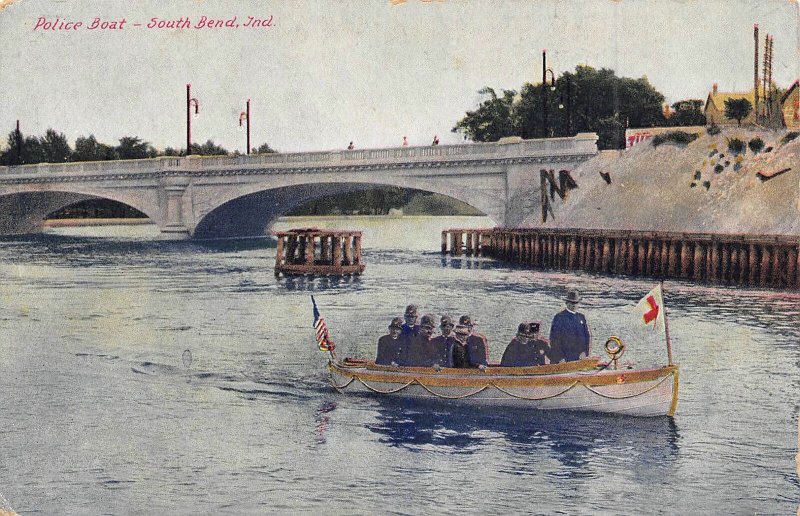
[311,296,336,358]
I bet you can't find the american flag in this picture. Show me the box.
[311,296,335,352]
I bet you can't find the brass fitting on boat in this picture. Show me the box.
[604,336,626,369]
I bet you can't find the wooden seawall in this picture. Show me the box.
[442,228,800,289]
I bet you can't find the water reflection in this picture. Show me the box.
[364,398,680,473]
[440,257,498,270]
[280,275,363,291]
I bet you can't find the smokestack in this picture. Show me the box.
[754,24,759,123]
[713,83,718,95]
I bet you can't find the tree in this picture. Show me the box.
[0,127,24,165]
[40,129,72,163]
[73,134,118,161]
[191,139,228,156]
[669,99,706,127]
[253,143,277,154]
[116,136,156,159]
[724,98,752,127]
[453,66,669,149]
[452,87,517,142]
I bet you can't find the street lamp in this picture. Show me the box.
[239,98,251,155]
[558,74,574,136]
[186,83,200,155]
[542,50,556,138]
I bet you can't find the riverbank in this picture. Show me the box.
[531,128,800,235]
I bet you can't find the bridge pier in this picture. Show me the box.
[160,178,191,240]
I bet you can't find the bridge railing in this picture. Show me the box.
[0,134,597,176]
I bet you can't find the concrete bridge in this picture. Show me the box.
[0,134,598,239]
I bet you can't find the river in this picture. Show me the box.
[0,216,797,514]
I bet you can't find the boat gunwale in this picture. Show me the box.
[330,360,678,388]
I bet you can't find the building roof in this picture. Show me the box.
[705,90,757,112]
[780,80,799,104]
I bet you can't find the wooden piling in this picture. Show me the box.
[759,246,771,287]
[693,242,704,281]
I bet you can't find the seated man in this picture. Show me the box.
[450,324,471,368]
[375,317,406,366]
[500,323,533,367]
[429,315,464,368]
[527,322,550,365]
[401,304,421,337]
[402,314,440,367]
[501,322,550,367]
[548,290,591,363]
[459,315,489,368]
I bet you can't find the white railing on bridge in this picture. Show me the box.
[0,133,597,177]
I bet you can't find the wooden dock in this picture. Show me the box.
[274,228,365,276]
[442,227,800,289]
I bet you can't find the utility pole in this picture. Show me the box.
[754,24,759,124]
[15,119,22,165]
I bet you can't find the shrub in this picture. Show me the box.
[651,131,699,147]
[707,124,721,135]
[748,137,765,153]
[727,137,745,154]
[714,164,724,173]
[782,132,799,145]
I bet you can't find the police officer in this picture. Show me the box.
[451,324,472,368]
[402,304,420,337]
[404,314,438,367]
[459,315,489,368]
[500,323,533,367]
[548,290,591,363]
[430,315,464,368]
[375,317,406,366]
[501,322,550,367]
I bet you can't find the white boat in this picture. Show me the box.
[327,357,679,417]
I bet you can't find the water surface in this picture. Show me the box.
[0,216,797,514]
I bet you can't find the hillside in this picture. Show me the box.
[528,129,800,236]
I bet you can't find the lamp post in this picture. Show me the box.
[239,98,251,155]
[186,83,200,155]
[558,74,573,136]
[542,50,556,138]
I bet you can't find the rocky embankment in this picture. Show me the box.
[532,129,800,236]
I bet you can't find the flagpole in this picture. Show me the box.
[661,280,674,366]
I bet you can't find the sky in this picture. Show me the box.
[0,0,798,154]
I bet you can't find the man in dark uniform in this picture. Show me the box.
[459,315,489,368]
[403,314,439,367]
[375,317,406,366]
[501,323,533,367]
[501,322,550,366]
[451,324,471,368]
[429,315,465,368]
[401,304,420,337]
[548,290,591,363]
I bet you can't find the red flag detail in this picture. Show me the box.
[643,295,659,324]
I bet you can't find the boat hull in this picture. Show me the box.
[329,359,679,417]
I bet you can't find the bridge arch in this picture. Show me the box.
[192,182,497,239]
[0,186,160,236]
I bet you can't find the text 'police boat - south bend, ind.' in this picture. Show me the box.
[311,285,679,418]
